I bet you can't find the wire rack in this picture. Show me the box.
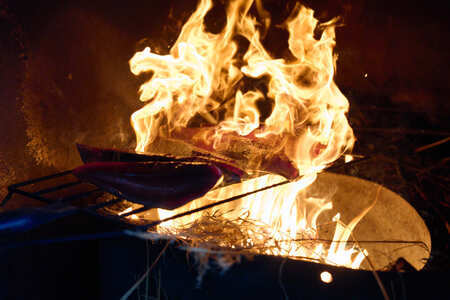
[1,169,154,227]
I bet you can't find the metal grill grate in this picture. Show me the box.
[1,169,155,227]
[1,156,369,229]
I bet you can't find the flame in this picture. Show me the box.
[128,0,365,268]
[118,207,139,220]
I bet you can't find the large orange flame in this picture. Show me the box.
[128,0,364,268]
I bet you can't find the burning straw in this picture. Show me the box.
[101,162,430,276]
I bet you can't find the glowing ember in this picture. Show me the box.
[127,0,366,268]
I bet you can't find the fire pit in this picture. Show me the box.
[89,0,431,273]
[0,0,448,299]
[0,169,438,299]
[99,170,430,272]
[3,0,432,274]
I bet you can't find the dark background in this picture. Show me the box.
[0,0,448,299]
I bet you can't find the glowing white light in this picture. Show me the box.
[320,271,333,283]
[344,154,354,163]
[118,207,132,216]
[332,213,341,222]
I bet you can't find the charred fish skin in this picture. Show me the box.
[72,161,223,210]
[76,143,245,185]
[77,143,175,163]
